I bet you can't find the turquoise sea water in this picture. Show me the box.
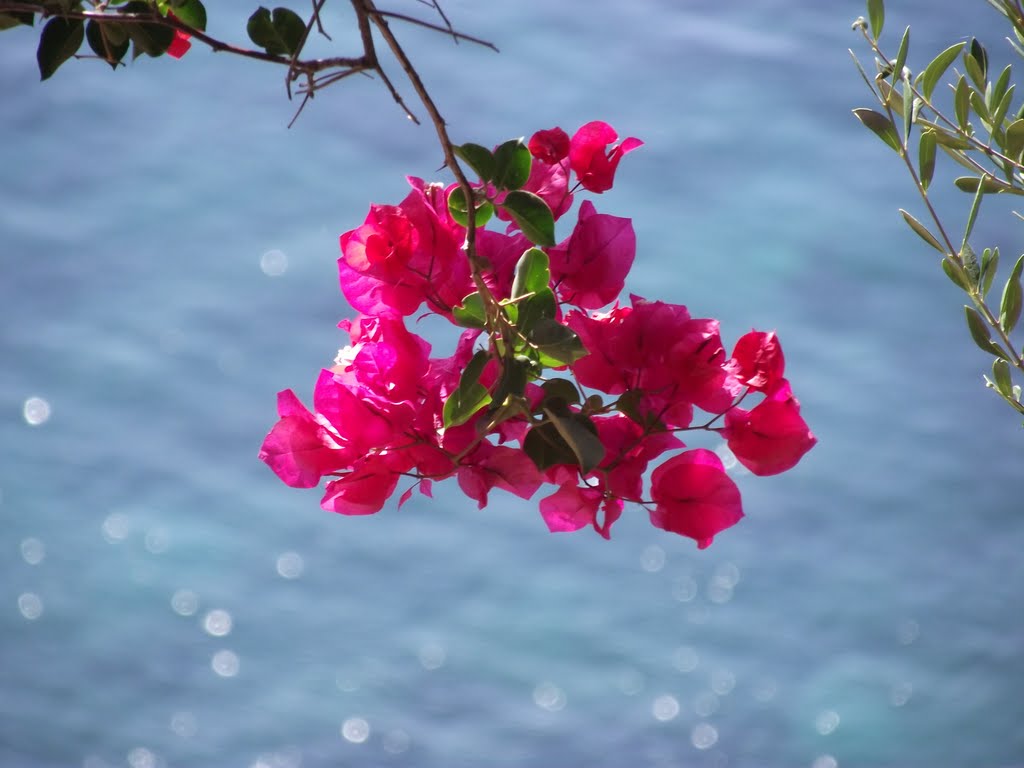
[2,2,1023,766]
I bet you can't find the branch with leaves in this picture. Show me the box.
[851,0,1024,419]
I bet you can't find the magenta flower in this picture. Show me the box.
[568,121,643,193]
[723,380,816,476]
[649,449,744,549]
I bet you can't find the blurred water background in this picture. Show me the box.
[2,1,1023,766]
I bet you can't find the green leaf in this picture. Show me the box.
[541,378,581,406]
[454,143,495,182]
[942,258,973,291]
[0,12,34,30]
[442,350,492,428]
[954,176,1024,195]
[991,64,1013,111]
[992,358,1014,397]
[86,20,127,69]
[964,305,996,353]
[918,130,937,190]
[247,6,305,56]
[851,108,901,152]
[447,186,493,228]
[492,138,531,191]
[511,248,551,300]
[452,291,487,329]
[918,42,966,100]
[170,0,206,31]
[955,75,971,129]
[37,17,84,80]
[900,209,944,253]
[981,247,1000,297]
[527,318,587,367]
[543,408,605,475]
[999,254,1024,333]
[1005,119,1024,159]
[990,85,1015,133]
[917,121,972,150]
[500,190,556,247]
[866,0,884,39]
[893,26,910,81]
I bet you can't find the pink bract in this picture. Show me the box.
[549,201,635,309]
[723,379,817,476]
[569,121,644,193]
[528,127,570,164]
[649,449,744,549]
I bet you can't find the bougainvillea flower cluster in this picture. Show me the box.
[260,121,816,548]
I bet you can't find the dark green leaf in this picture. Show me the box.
[918,130,937,190]
[447,186,493,228]
[272,7,305,56]
[524,420,578,471]
[247,6,304,56]
[541,378,581,406]
[516,287,557,336]
[454,143,495,182]
[511,248,550,300]
[86,20,129,69]
[119,1,174,58]
[170,0,206,31]
[900,209,944,253]
[500,190,555,246]
[37,17,84,80]
[492,138,531,191]
[999,254,1024,333]
[442,349,492,428]
[0,12,34,30]
[527,318,587,367]
[615,389,647,426]
[851,108,901,152]
[490,355,532,408]
[452,291,487,329]
[866,0,884,39]
[968,38,989,87]
[918,42,965,100]
[544,408,605,475]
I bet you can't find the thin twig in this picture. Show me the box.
[374,10,498,51]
